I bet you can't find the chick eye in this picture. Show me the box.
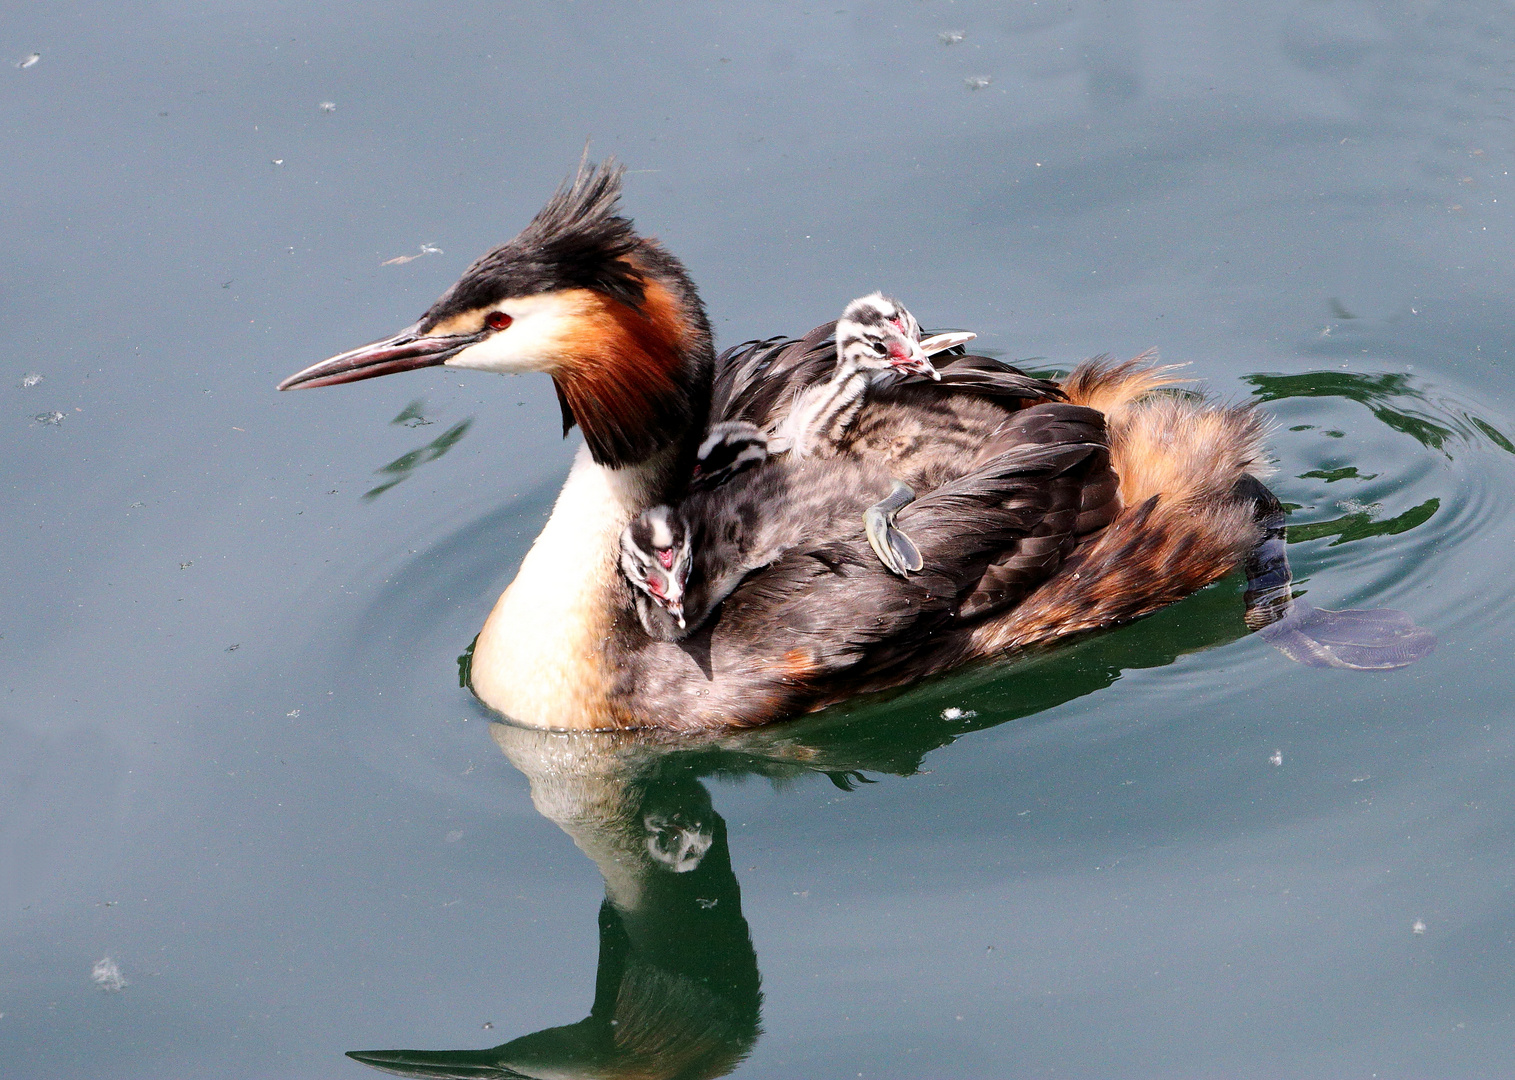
[870,340,889,356]
[485,310,513,331]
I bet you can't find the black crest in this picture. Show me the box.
[421,159,647,327]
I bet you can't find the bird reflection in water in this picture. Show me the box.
[347,574,1307,1080]
[347,724,762,1080]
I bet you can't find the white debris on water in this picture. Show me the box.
[33,411,64,426]
[286,708,300,717]
[382,244,443,266]
[20,373,43,388]
[939,30,966,45]
[1269,749,1283,767]
[271,158,284,166]
[92,956,127,992]
[941,707,978,720]
[965,75,992,90]
[1412,918,1427,935]
[17,53,40,70]
[318,101,336,112]
[1337,498,1382,514]
[445,829,464,843]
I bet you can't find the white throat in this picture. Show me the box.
[469,443,673,728]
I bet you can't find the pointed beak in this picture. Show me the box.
[918,330,977,357]
[278,322,482,390]
[890,339,941,381]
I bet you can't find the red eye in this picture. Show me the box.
[485,310,512,331]
[656,548,675,570]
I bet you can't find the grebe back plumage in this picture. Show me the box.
[279,160,1433,730]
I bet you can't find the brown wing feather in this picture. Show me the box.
[972,354,1271,652]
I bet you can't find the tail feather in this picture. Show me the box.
[973,353,1270,652]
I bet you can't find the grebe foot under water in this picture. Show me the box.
[1239,473,1437,670]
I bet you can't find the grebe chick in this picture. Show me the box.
[767,292,974,459]
[687,294,974,492]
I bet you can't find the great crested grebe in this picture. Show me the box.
[765,292,963,459]
[280,160,1433,731]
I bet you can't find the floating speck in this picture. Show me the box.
[286,708,301,718]
[696,897,719,909]
[941,706,978,720]
[17,53,40,70]
[33,411,64,426]
[1268,749,1283,767]
[129,501,145,508]
[1336,498,1382,514]
[1412,918,1427,935]
[445,829,464,843]
[20,373,42,388]
[226,644,240,652]
[382,244,442,266]
[271,158,284,166]
[318,101,336,113]
[178,560,193,570]
[482,1021,494,1030]
[939,30,966,45]
[92,956,127,992]
[965,75,992,90]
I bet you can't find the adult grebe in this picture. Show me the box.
[279,161,1432,730]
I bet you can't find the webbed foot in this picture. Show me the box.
[1257,601,1436,670]
[865,479,924,577]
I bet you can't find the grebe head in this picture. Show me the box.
[835,292,938,381]
[689,420,769,492]
[279,160,715,469]
[620,505,692,628]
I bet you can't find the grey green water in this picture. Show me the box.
[5,2,1515,1076]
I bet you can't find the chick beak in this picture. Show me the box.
[277,322,482,390]
[890,339,941,381]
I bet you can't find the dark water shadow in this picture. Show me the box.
[1245,370,1514,458]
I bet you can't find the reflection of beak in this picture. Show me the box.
[890,340,941,381]
[277,322,482,390]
